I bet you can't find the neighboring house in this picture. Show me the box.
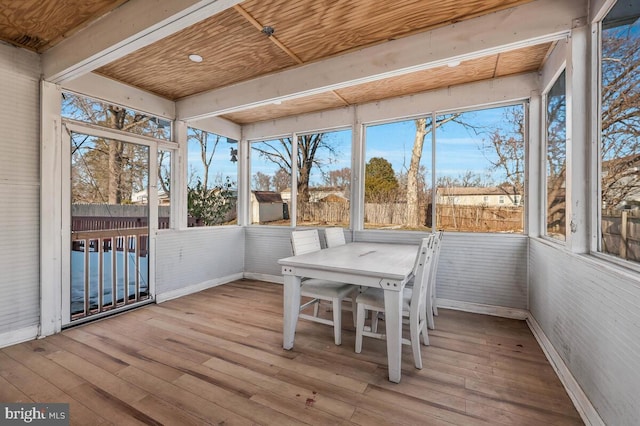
[280,186,348,203]
[436,186,521,207]
[132,188,170,205]
[251,191,284,223]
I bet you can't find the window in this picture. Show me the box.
[435,105,525,233]
[545,70,567,241]
[250,138,292,226]
[296,129,351,227]
[62,92,172,140]
[599,4,640,261]
[187,128,238,226]
[364,118,432,230]
[363,104,525,233]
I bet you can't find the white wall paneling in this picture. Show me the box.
[529,239,636,425]
[244,227,296,278]
[355,231,529,310]
[0,43,42,344]
[155,227,245,297]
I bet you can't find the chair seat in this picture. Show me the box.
[356,287,412,312]
[301,279,356,299]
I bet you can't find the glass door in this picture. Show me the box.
[67,132,151,323]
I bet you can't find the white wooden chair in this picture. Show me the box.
[324,227,346,248]
[355,235,435,369]
[426,230,443,329]
[290,229,358,345]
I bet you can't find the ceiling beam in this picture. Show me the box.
[176,0,586,121]
[42,0,243,83]
[62,73,175,119]
[242,72,538,140]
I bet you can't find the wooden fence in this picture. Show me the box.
[602,209,640,262]
[436,205,523,233]
[297,201,524,232]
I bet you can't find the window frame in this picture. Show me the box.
[590,2,640,272]
[541,67,568,244]
[185,126,239,228]
[361,101,528,234]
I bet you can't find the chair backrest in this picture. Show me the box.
[324,227,346,248]
[410,236,436,317]
[291,229,322,255]
[428,231,443,283]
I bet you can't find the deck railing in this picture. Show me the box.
[71,227,150,320]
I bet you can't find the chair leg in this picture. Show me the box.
[332,298,342,345]
[421,318,429,346]
[426,281,435,330]
[355,303,365,353]
[427,306,435,330]
[371,311,379,333]
[433,292,438,316]
[409,317,423,369]
[419,301,429,346]
[350,293,357,328]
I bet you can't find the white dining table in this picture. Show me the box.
[278,241,418,383]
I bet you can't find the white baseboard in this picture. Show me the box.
[527,316,604,426]
[155,273,244,303]
[437,298,529,320]
[0,325,39,349]
[243,272,283,284]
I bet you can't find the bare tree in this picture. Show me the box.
[252,133,339,202]
[252,171,272,191]
[481,106,525,204]
[601,25,640,209]
[66,94,161,204]
[406,114,465,227]
[188,128,222,191]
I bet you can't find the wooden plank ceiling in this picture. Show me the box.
[0,0,547,125]
[0,0,127,52]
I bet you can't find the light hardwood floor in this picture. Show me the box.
[0,280,583,425]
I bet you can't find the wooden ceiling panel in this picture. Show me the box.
[336,56,499,106]
[0,0,127,52]
[95,8,299,100]
[495,43,552,77]
[241,0,535,63]
[221,92,345,124]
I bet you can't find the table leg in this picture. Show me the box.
[383,289,403,383]
[283,274,301,350]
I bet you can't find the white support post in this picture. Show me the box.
[567,21,590,253]
[528,93,542,237]
[290,132,298,228]
[238,135,250,226]
[351,108,365,232]
[174,121,189,229]
[40,81,63,337]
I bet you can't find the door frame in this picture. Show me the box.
[60,120,174,326]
